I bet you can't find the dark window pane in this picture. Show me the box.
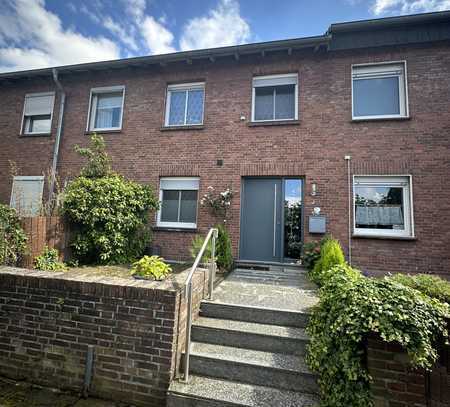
[353,77,400,117]
[169,91,186,125]
[186,89,204,124]
[284,179,302,259]
[254,87,274,120]
[275,85,295,120]
[355,186,404,230]
[179,190,198,223]
[161,190,179,222]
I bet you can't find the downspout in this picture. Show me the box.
[345,155,352,265]
[50,68,66,207]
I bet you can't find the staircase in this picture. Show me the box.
[167,266,320,406]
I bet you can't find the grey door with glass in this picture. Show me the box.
[240,178,282,262]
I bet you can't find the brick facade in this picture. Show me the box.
[367,333,450,407]
[0,266,209,406]
[1,41,449,276]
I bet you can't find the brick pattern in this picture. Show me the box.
[367,333,450,407]
[0,43,449,276]
[0,267,209,406]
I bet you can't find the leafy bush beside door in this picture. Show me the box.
[0,204,27,266]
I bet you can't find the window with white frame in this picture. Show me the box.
[252,74,298,122]
[353,176,413,237]
[10,176,44,216]
[157,178,199,228]
[87,86,125,131]
[352,62,408,120]
[165,83,205,126]
[22,92,55,135]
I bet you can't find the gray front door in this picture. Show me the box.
[240,178,282,262]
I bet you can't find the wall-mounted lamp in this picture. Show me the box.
[240,115,246,121]
[311,182,317,196]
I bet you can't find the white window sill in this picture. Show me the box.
[85,129,122,135]
[248,119,300,127]
[160,124,204,131]
[351,115,410,122]
[352,233,416,241]
[20,132,51,137]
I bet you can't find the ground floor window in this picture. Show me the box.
[353,175,413,238]
[157,177,199,229]
[10,176,44,216]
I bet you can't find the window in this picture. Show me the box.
[352,62,408,120]
[157,178,199,228]
[353,176,413,238]
[252,74,298,122]
[87,86,125,131]
[22,92,55,135]
[165,83,205,126]
[10,176,44,216]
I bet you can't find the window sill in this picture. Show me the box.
[248,120,300,127]
[160,125,204,131]
[352,234,416,241]
[351,116,411,123]
[85,129,122,135]
[19,132,52,137]
[153,227,198,233]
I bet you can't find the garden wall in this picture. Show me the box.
[0,266,209,406]
[20,216,70,268]
[367,333,450,407]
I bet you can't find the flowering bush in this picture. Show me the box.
[200,186,233,220]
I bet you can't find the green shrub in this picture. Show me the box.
[307,264,449,407]
[131,255,171,280]
[216,224,233,271]
[34,246,67,271]
[301,240,321,271]
[0,204,27,266]
[310,238,346,285]
[190,235,213,263]
[61,135,159,265]
[390,273,450,304]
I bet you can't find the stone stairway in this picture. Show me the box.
[167,266,320,407]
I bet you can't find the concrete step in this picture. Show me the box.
[186,342,318,393]
[200,301,310,328]
[192,316,309,355]
[167,375,319,407]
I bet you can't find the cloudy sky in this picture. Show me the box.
[0,0,449,73]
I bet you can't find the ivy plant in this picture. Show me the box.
[0,204,27,266]
[307,261,449,407]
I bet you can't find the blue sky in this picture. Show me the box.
[0,0,449,72]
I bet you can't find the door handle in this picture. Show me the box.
[273,184,277,257]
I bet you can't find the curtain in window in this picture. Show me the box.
[186,90,204,124]
[355,206,404,227]
[168,91,186,125]
[94,93,122,128]
[275,85,295,119]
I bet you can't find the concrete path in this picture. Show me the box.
[211,266,319,313]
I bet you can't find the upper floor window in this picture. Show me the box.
[354,175,413,238]
[87,86,125,131]
[252,74,298,122]
[165,83,205,127]
[157,177,199,229]
[22,92,55,135]
[352,62,408,120]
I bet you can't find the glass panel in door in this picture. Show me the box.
[283,179,302,261]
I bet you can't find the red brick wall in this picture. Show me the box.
[1,42,449,275]
[367,333,450,407]
[0,266,209,406]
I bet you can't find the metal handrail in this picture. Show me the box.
[183,227,218,382]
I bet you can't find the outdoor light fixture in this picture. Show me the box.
[311,182,317,196]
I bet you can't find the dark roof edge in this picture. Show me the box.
[329,10,450,33]
[0,35,329,80]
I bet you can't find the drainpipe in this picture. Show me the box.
[345,155,352,265]
[50,68,66,207]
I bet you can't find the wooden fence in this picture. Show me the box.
[20,216,70,268]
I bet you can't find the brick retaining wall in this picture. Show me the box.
[0,266,209,406]
[367,334,450,407]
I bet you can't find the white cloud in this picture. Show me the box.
[103,17,140,51]
[180,0,251,51]
[371,0,450,15]
[141,16,176,54]
[0,0,120,72]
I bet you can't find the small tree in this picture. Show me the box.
[62,134,159,264]
[0,204,27,266]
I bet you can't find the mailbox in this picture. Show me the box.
[309,216,326,234]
